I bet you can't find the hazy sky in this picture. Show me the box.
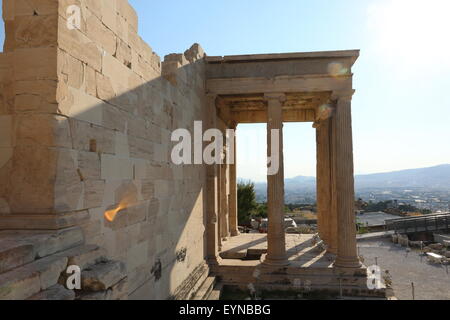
[2,0,449,182]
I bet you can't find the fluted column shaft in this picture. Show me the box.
[219,160,229,240]
[228,124,239,236]
[205,95,220,264]
[332,95,361,268]
[316,119,332,247]
[264,93,288,266]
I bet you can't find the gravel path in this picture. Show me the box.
[358,239,450,300]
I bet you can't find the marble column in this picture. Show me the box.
[228,123,240,236]
[220,159,229,240]
[263,93,288,266]
[205,94,220,264]
[332,93,361,268]
[315,119,331,246]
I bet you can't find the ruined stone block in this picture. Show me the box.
[56,244,106,270]
[81,260,126,291]
[27,284,75,300]
[0,267,41,300]
[34,227,85,258]
[0,242,35,274]
[23,255,68,290]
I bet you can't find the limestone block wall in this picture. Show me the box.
[0,52,13,214]
[0,0,209,299]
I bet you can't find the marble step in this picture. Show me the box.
[27,284,75,300]
[207,282,223,300]
[192,276,216,300]
[77,277,128,300]
[55,244,106,270]
[0,254,69,300]
[81,260,127,292]
[0,226,84,274]
[0,241,35,274]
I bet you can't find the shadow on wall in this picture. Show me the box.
[65,52,209,300]
[62,53,209,299]
[2,49,209,299]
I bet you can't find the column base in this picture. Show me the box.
[230,230,240,237]
[206,255,222,266]
[262,254,290,267]
[333,256,362,269]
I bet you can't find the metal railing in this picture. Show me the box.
[385,213,450,233]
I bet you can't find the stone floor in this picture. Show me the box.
[219,233,334,268]
[358,239,450,300]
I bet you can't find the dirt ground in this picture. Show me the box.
[358,239,450,300]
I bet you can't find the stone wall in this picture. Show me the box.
[0,0,209,299]
[0,51,13,214]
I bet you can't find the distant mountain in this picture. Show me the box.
[355,164,450,189]
[249,164,450,200]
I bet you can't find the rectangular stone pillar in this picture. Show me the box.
[332,94,361,268]
[206,95,220,265]
[228,123,239,236]
[263,93,288,266]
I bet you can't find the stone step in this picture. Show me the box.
[81,260,126,292]
[186,265,210,300]
[27,284,75,300]
[192,276,216,300]
[207,282,223,300]
[0,255,68,300]
[56,244,106,270]
[0,241,35,274]
[0,227,84,264]
[78,277,128,300]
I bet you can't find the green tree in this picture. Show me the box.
[255,202,268,218]
[237,181,258,226]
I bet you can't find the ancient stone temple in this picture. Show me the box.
[0,0,386,299]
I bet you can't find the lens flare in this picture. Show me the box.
[104,195,134,222]
[318,104,333,119]
[104,204,125,222]
[327,62,348,78]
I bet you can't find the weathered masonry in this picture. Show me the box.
[0,0,385,299]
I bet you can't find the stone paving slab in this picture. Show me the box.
[220,234,334,268]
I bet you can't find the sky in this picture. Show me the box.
[2,0,449,182]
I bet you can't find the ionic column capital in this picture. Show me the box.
[264,92,286,104]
